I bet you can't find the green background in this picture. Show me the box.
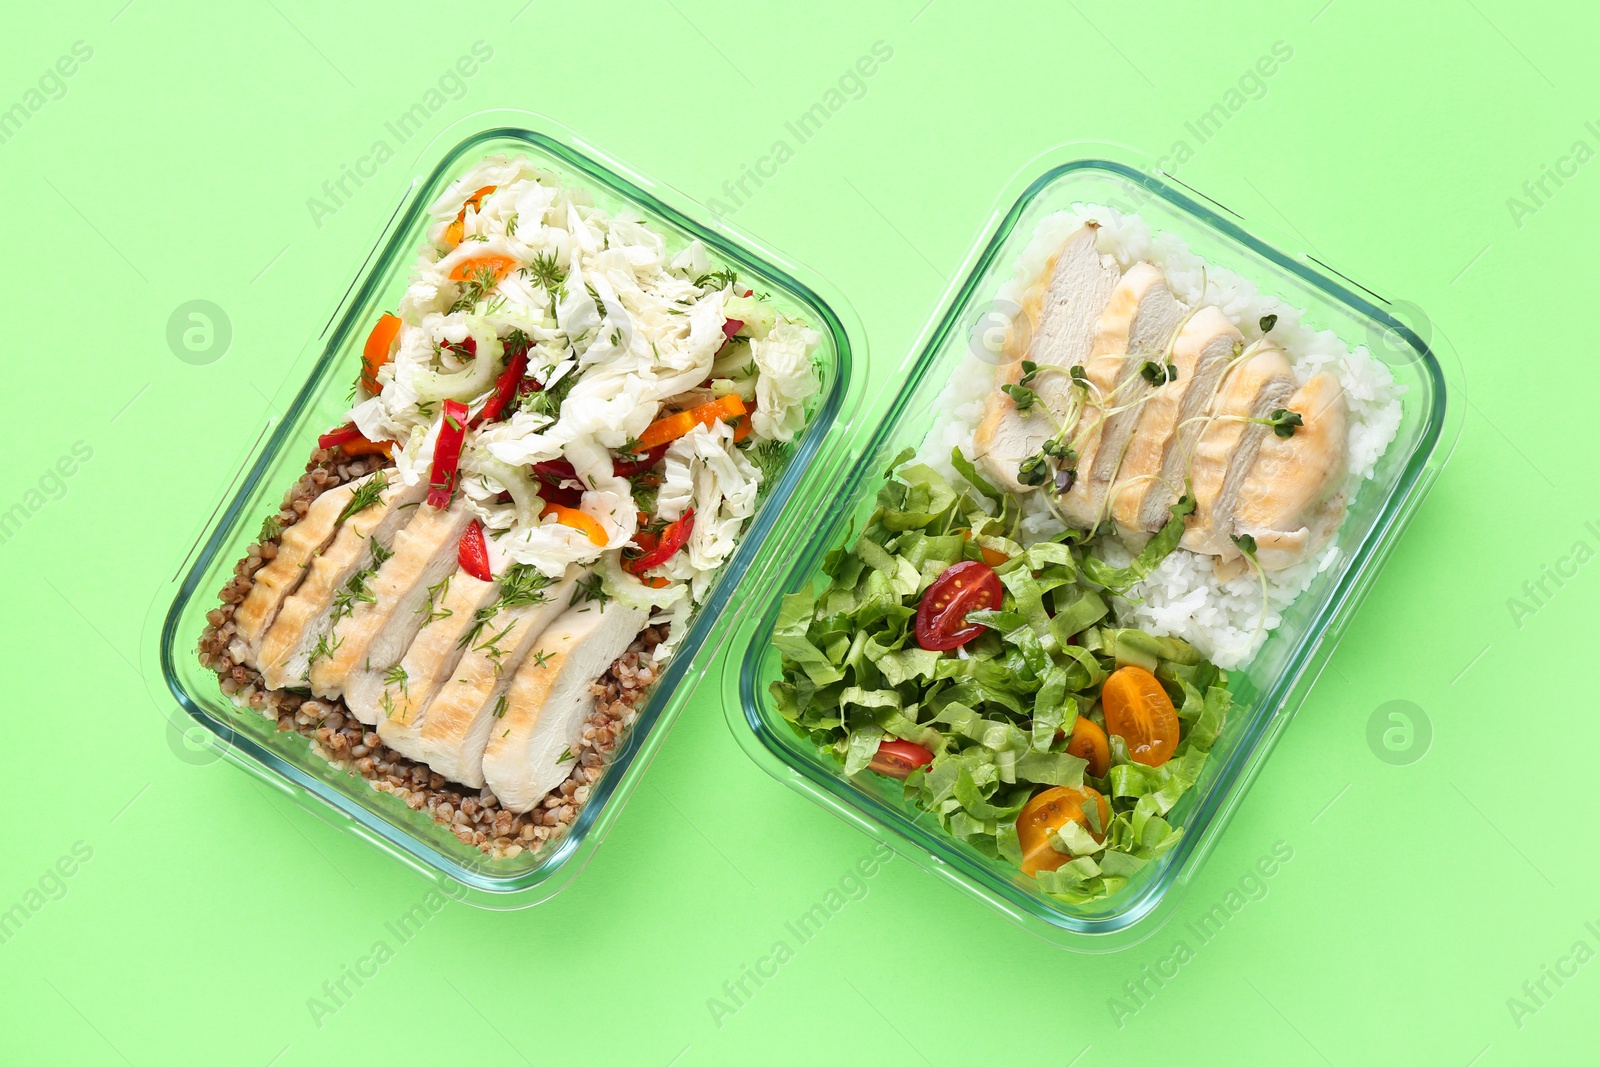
[2,1,1592,1063]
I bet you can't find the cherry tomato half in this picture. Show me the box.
[867,739,934,779]
[1016,785,1110,876]
[914,560,1002,651]
[1101,665,1180,768]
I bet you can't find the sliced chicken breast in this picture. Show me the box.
[412,571,580,788]
[1181,344,1296,561]
[1111,307,1242,540]
[973,224,1121,494]
[367,569,499,752]
[307,499,474,707]
[1054,263,1187,529]
[1232,372,1349,571]
[482,600,649,813]
[232,476,372,661]
[255,475,426,690]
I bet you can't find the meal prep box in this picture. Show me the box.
[721,149,1458,949]
[155,113,868,909]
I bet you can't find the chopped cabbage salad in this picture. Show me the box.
[340,155,821,658]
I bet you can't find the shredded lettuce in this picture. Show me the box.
[771,455,1232,905]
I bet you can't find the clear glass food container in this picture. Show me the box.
[151,112,866,909]
[721,147,1461,949]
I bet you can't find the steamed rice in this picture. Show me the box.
[918,205,1404,669]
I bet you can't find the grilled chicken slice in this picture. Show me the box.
[232,476,372,661]
[411,571,580,788]
[255,475,426,690]
[307,499,474,707]
[1232,372,1348,571]
[482,600,649,813]
[353,568,497,733]
[973,224,1121,494]
[1111,307,1242,541]
[1181,344,1296,562]
[1054,263,1188,529]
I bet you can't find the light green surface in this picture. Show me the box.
[1,2,1591,1063]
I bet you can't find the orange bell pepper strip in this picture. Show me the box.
[361,313,401,395]
[540,503,608,547]
[448,253,518,284]
[637,395,747,451]
[441,184,497,249]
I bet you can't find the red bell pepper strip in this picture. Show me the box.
[721,318,743,341]
[539,480,583,509]
[457,519,492,581]
[317,423,394,457]
[623,509,694,574]
[318,424,364,450]
[613,443,670,477]
[469,347,529,429]
[534,442,669,487]
[533,458,578,484]
[426,400,470,509]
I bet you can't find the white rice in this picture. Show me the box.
[918,205,1405,669]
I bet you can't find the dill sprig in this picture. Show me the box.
[521,251,567,291]
[416,572,454,624]
[336,472,389,525]
[498,564,552,609]
[449,264,502,313]
[306,630,342,672]
[492,693,509,719]
[694,268,738,291]
[456,602,500,651]
[382,663,409,696]
[746,439,788,488]
[259,514,283,544]
[522,368,577,419]
[329,538,391,623]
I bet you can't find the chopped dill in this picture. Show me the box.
[556,747,574,763]
[694,268,738,291]
[259,515,282,543]
[528,648,554,670]
[570,573,609,608]
[746,439,788,486]
[498,564,553,608]
[492,693,508,719]
[475,618,517,674]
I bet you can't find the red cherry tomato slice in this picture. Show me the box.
[457,519,492,581]
[867,739,934,779]
[914,560,1002,651]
